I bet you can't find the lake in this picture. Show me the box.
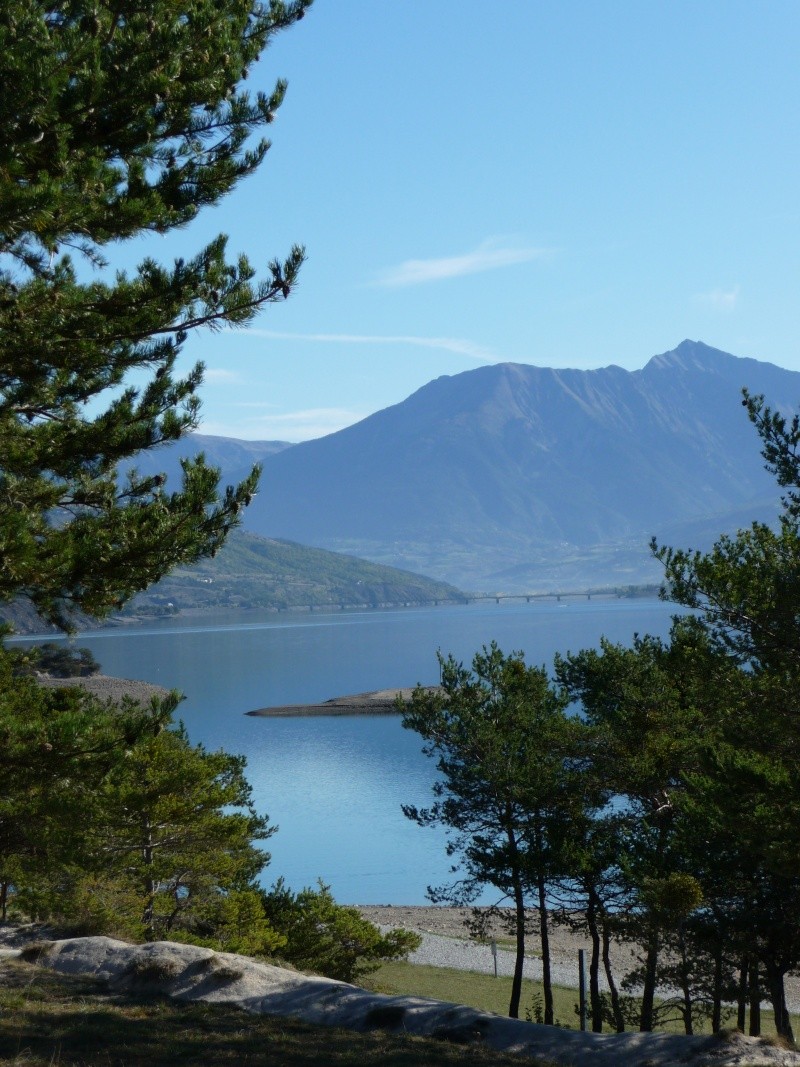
[12,598,679,904]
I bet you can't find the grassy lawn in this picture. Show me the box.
[365,960,800,1039]
[0,959,554,1067]
[366,961,579,1025]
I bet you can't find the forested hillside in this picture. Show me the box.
[124,530,464,617]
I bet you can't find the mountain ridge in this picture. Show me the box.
[241,341,794,587]
[119,341,799,591]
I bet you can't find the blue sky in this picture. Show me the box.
[134,1,800,441]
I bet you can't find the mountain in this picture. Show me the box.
[121,433,293,487]
[237,341,799,589]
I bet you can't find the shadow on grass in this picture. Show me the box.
[0,961,553,1067]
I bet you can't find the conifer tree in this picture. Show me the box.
[652,391,800,1040]
[402,644,587,1021]
[0,645,178,922]
[90,722,276,945]
[0,0,310,629]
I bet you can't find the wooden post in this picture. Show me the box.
[491,939,498,978]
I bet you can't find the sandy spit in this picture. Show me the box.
[246,687,440,717]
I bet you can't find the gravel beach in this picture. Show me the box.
[35,675,171,703]
[357,905,800,1012]
[357,906,638,989]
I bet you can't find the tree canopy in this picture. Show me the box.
[0,0,310,629]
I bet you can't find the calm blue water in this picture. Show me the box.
[13,598,678,903]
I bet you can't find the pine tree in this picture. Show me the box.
[402,643,587,1021]
[652,390,800,1041]
[0,0,310,629]
[556,619,729,1033]
[91,722,276,944]
[0,644,177,922]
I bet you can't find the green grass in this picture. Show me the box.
[366,961,578,1025]
[0,959,555,1067]
[365,960,800,1039]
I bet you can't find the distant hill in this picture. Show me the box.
[0,531,465,633]
[123,530,465,618]
[236,340,798,589]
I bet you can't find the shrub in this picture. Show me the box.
[260,879,421,983]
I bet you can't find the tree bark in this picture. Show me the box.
[748,960,761,1037]
[141,817,156,939]
[765,960,794,1043]
[639,928,659,1032]
[601,920,625,1032]
[711,942,723,1034]
[537,872,554,1025]
[586,889,603,1031]
[504,820,526,1020]
[508,872,526,1019]
[737,957,748,1032]
[677,932,694,1035]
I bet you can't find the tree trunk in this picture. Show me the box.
[508,872,526,1019]
[586,889,603,1032]
[711,942,723,1034]
[748,960,761,1037]
[142,817,156,939]
[0,880,7,923]
[765,960,794,1043]
[639,928,659,1032]
[737,957,748,1032]
[601,920,625,1032]
[504,819,526,1020]
[537,872,554,1025]
[677,929,693,1035]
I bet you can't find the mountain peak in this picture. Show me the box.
[644,339,735,373]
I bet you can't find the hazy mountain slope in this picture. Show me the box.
[240,341,795,586]
[126,529,465,616]
[122,433,293,489]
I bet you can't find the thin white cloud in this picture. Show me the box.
[245,329,494,362]
[203,368,242,384]
[373,239,549,287]
[694,285,741,311]
[200,407,365,443]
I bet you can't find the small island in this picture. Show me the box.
[246,686,440,717]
